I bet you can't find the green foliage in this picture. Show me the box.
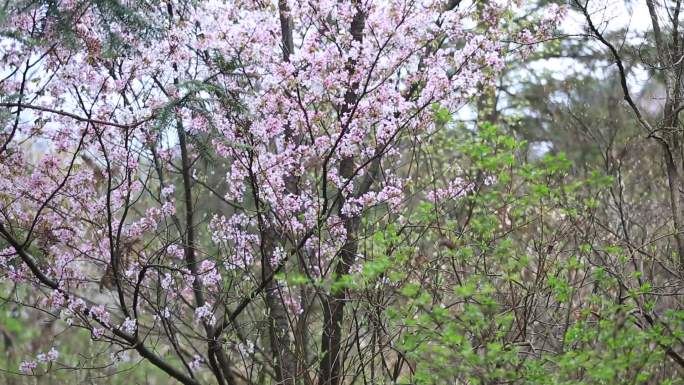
[370,125,682,384]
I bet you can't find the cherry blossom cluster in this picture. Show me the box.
[19,348,58,374]
[0,0,565,380]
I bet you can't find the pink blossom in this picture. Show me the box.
[92,328,105,339]
[120,318,137,334]
[89,305,111,326]
[19,360,37,373]
[200,260,222,287]
[36,348,58,363]
[194,303,216,325]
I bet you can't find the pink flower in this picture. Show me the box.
[19,360,37,373]
[46,348,59,362]
[194,303,216,325]
[36,348,58,363]
[120,318,137,334]
[200,260,222,287]
[189,355,203,370]
[92,328,105,339]
[89,305,111,326]
[50,290,65,309]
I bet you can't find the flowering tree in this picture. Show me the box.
[0,1,570,384]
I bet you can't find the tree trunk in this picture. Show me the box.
[319,5,366,385]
